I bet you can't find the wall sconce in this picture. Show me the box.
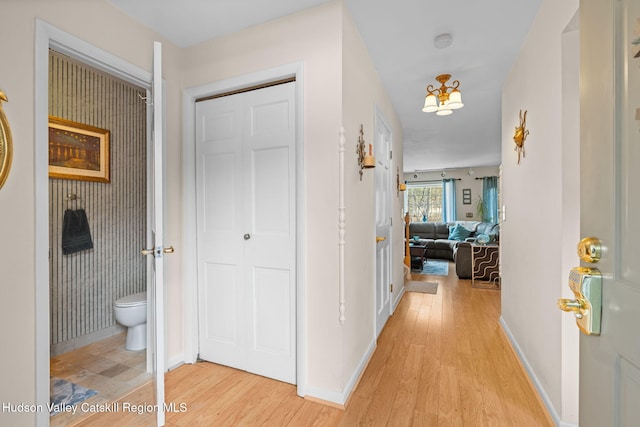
[396,167,406,196]
[357,124,375,180]
[513,109,529,164]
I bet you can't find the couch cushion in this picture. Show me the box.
[409,222,436,239]
[433,239,458,251]
[434,223,449,239]
[448,223,472,241]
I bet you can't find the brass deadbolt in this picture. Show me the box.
[577,237,602,263]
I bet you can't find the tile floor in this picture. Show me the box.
[50,333,151,426]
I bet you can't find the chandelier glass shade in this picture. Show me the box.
[422,74,464,116]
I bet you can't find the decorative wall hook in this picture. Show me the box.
[137,93,153,105]
[513,109,530,164]
[356,124,375,180]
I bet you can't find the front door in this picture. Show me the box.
[195,82,296,385]
[375,111,392,337]
[579,0,640,425]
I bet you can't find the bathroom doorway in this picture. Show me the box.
[47,49,151,426]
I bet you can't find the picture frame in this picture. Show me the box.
[462,188,472,204]
[48,116,110,183]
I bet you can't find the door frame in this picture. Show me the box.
[34,20,153,426]
[182,62,306,395]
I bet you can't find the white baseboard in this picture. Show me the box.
[499,316,577,427]
[304,337,376,406]
[167,353,185,371]
[393,285,405,311]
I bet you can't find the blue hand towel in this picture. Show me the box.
[61,209,94,255]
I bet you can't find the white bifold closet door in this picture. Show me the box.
[195,82,296,385]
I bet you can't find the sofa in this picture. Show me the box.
[408,221,500,279]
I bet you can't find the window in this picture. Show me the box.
[405,182,443,222]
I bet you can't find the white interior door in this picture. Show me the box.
[195,90,244,370]
[144,41,166,427]
[375,111,392,337]
[196,82,296,384]
[579,0,640,425]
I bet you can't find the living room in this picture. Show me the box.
[402,166,501,286]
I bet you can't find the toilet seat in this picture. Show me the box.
[114,291,147,308]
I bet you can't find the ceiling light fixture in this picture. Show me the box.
[422,74,464,116]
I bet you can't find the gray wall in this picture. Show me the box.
[49,50,147,354]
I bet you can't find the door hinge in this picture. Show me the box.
[390,283,393,293]
[390,150,393,160]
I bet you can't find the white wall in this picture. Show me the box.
[0,1,183,425]
[404,166,500,221]
[341,2,405,389]
[500,0,579,425]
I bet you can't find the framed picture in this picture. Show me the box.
[48,116,110,183]
[462,188,472,204]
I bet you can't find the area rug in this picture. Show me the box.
[50,377,97,416]
[405,281,438,294]
[419,259,449,276]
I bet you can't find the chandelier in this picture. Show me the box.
[422,74,464,116]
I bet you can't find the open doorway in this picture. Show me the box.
[35,21,156,426]
[47,49,151,425]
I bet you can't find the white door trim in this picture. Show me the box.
[182,62,306,396]
[34,20,152,427]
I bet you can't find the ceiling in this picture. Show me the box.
[108,0,542,172]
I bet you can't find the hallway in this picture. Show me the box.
[82,265,552,426]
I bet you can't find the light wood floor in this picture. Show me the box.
[80,264,552,426]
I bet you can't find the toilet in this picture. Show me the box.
[113,291,147,351]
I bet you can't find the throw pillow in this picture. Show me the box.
[448,223,472,241]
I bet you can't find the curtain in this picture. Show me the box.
[442,178,457,222]
[482,176,499,223]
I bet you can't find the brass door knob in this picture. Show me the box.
[376,236,386,243]
[141,246,175,256]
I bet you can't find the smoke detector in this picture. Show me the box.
[434,33,453,49]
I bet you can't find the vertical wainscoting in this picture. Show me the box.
[49,50,147,355]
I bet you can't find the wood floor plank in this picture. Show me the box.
[284,400,342,427]
[363,298,420,426]
[387,343,424,426]
[171,371,260,426]
[257,388,306,426]
[336,394,371,426]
